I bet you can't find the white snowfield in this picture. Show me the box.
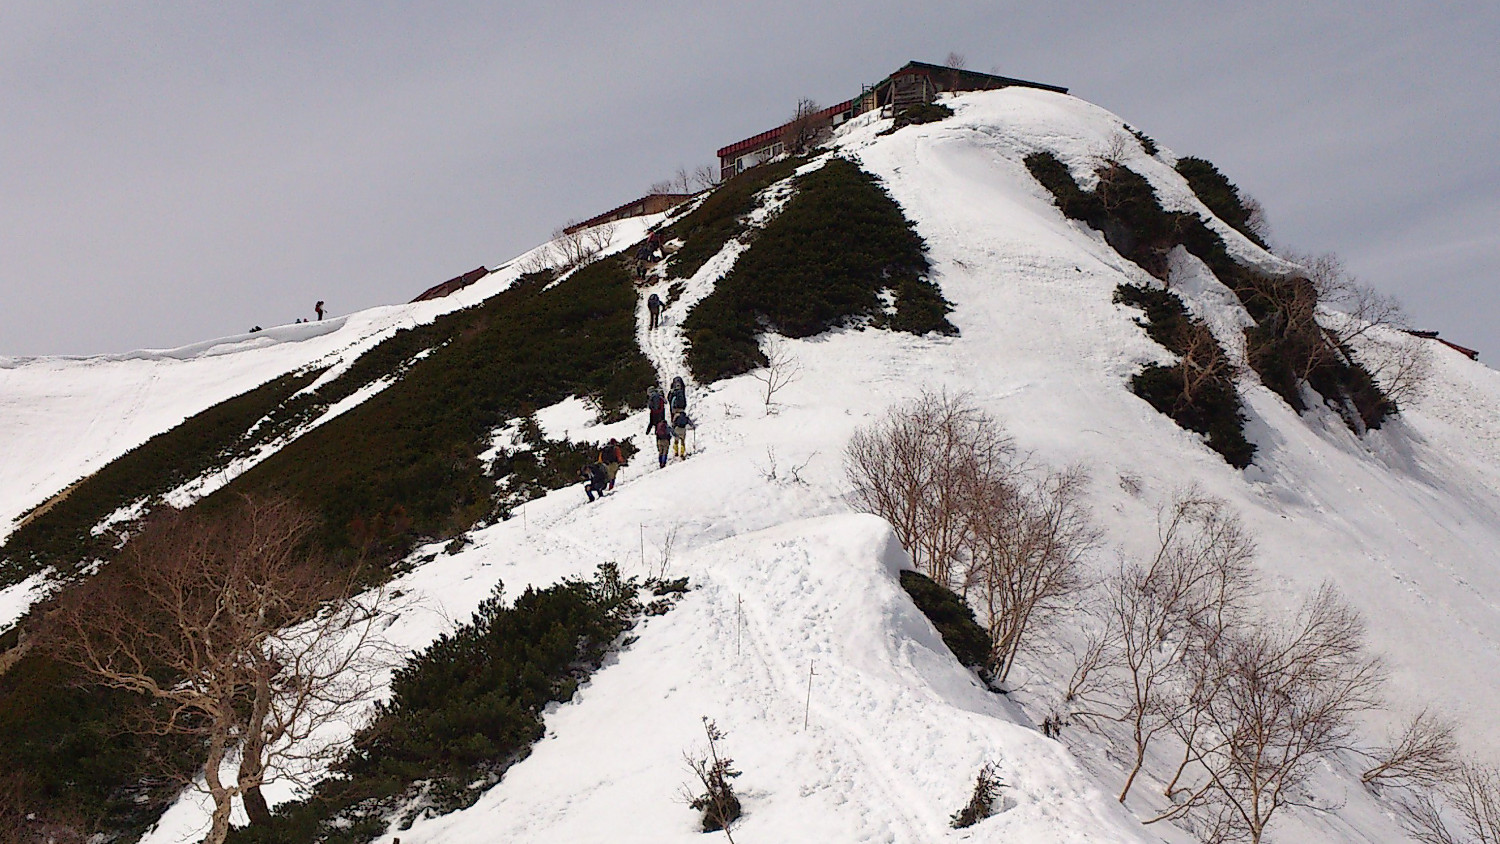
[6,88,1500,842]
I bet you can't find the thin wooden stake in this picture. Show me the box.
[736,595,743,656]
[803,661,818,730]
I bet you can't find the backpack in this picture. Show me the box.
[648,393,665,415]
[647,293,661,309]
[655,420,671,439]
[669,388,686,412]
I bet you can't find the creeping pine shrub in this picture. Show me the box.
[951,763,1004,829]
[899,570,991,670]
[1027,150,1392,436]
[222,259,655,564]
[1175,157,1268,248]
[879,102,955,134]
[1128,126,1158,156]
[684,157,955,382]
[1114,284,1255,467]
[661,157,803,280]
[226,565,651,843]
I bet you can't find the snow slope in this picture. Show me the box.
[12,88,1500,843]
[0,215,667,545]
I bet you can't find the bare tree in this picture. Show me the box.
[945,51,968,70]
[1240,193,1271,243]
[1151,584,1384,843]
[968,465,1097,684]
[845,391,1013,589]
[1075,493,1257,805]
[749,335,802,414]
[582,220,617,256]
[550,223,610,271]
[692,164,721,191]
[41,496,388,844]
[1363,709,1461,790]
[1271,250,1428,404]
[1399,760,1500,844]
[780,97,824,156]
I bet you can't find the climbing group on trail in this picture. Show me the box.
[577,378,696,502]
[634,229,667,280]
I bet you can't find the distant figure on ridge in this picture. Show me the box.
[315,300,325,321]
[647,293,662,330]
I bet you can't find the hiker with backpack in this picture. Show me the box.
[668,375,687,413]
[671,409,695,460]
[647,293,663,330]
[579,461,609,502]
[646,385,667,433]
[654,418,673,468]
[315,300,325,321]
[599,438,624,490]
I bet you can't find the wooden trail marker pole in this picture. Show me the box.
[736,595,743,656]
[804,662,818,730]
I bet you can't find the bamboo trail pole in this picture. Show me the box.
[803,662,818,730]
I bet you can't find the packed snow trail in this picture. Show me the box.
[386,517,1151,844]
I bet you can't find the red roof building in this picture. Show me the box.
[715,61,1066,181]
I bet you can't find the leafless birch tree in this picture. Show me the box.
[1152,584,1384,843]
[42,496,388,844]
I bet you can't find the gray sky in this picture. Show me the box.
[2,2,1495,359]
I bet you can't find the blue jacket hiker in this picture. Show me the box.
[579,462,609,502]
[647,293,662,330]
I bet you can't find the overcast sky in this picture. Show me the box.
[2,2,1495,360]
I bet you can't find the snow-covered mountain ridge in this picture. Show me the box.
[4,87,1500,843]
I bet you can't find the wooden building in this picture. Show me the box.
[715,61,1067,181]
[562,192,695,234]
[717,99,858,181]
[856,61,1067,116]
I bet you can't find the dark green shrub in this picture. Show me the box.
[1114,284,1256,468]
[227,566,654,842]
[684,158,954,382]
[662,158,803,280]
[1128,127,1158,156]
[1028,150,1391,435]
[221,258,654,563]
[882,102,955,134]
[899,570,991,669]
[0,653,202,840]
[1175,157,1268,248]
